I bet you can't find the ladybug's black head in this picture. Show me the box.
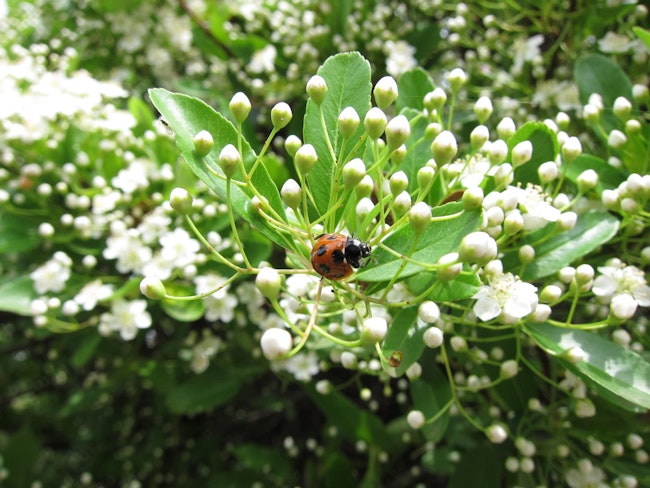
[344,237,371,268]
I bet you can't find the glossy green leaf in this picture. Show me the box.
[382,306,421,376]
[405,270,480,302]
[148,88,291,249]
[502,211,619,280]
[574,54,634,135]
[527,322,650,411]
[510,121,558,185]
[398,108,432,196]
[0,275,36,316]
[396,68,435,112]
[356,205,481,283]
[304,52,372,217]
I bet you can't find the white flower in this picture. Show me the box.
[195,274,238,323]
[30,252,72,294]
[73,280,115,311]
[159,228,200,269]
[248,44,277,74]
[189,334,223,374]
[98,299,152,340]
[111,159,154,194]
[283,351,320,382]
[565,459,605,488]
[509,184,562,231]
[511,34,544,75]
[598,31,637,53]
[447,156,491,188]
[103,228,153,274]
[384,40,417,77]
[592,263,650,315]
[473,272,538,323]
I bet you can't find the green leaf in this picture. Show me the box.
[231,444,297,482]
[0,213,40,254]
[357,205,481,283]
[502,211,619,280]
[527,322,650,411]
[565,153,627,195]
[304,53,372,217]
[165,366,260,414]
[632,26,650,52]
[0,275,36,316]
[449,445,501,488]
[396,68,435,112]
[510,121,558,185]
[382,306,421,376]
[405,271,480,302]
[398,108,432,196]
[71,332,102,368]
[574,54,634,135]
[148,88,291,249]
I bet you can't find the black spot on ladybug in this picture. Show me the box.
[331,249,345,263]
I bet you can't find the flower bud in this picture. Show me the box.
[193,130,214,157]
[373,76,399,109]
[281,178,301,209]
[355,175,374,198]
[470,125,489,150]
[338,106,360,139]
[361,317,388,344]
[540,284,563,303]
[555,211,577,232]
[417,165,436,190]
[458,231,497,264]
[611,293,637,320]
[519,244,535,264]
[294,143,318,174]
[613,96,632,121]
[306,75,328,105]
[500,359,519,379]
[511,140,533,167]
[284,135,302,157]
[632,83,649,104]
[431,130,457,165]
[140,276,167,300]
[493,163,513,187]
[341,351,358,369]
[342,158,366,189]
[423,326,444,348]
[391,145,407,164]
[409,202,431,234]
[488,139,508,165]
[462,186,483,210]
[406,410,426,429]
[260,328,293,360]
[356,197,375,222]
[575,398,596,418]
[218,144,242,178]
[418,301,440,323]
[385,115,411,150]
[229,92,252,123]
[256,267,282,300]
[503,210,524,235]
[450,335,467,352]
[393,191,411,216]
[425,122,442,139]
[364,107,387,139]
[608,129,627,149]
[496,117,516,140]
[538,161,559,183]
[424,88,447,112]
[169,187,193,214]
[271,102,292,129]
[577,169,598,193]
[486,424,508,444]
[437,252,462,281]
[473,96,493,123]
[389,171,408,195]
[561,136,582,164]
[447,68,467,92]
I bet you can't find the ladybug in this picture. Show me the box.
[311,233,371,280]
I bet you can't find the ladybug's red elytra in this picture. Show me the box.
[310,233,371,280]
